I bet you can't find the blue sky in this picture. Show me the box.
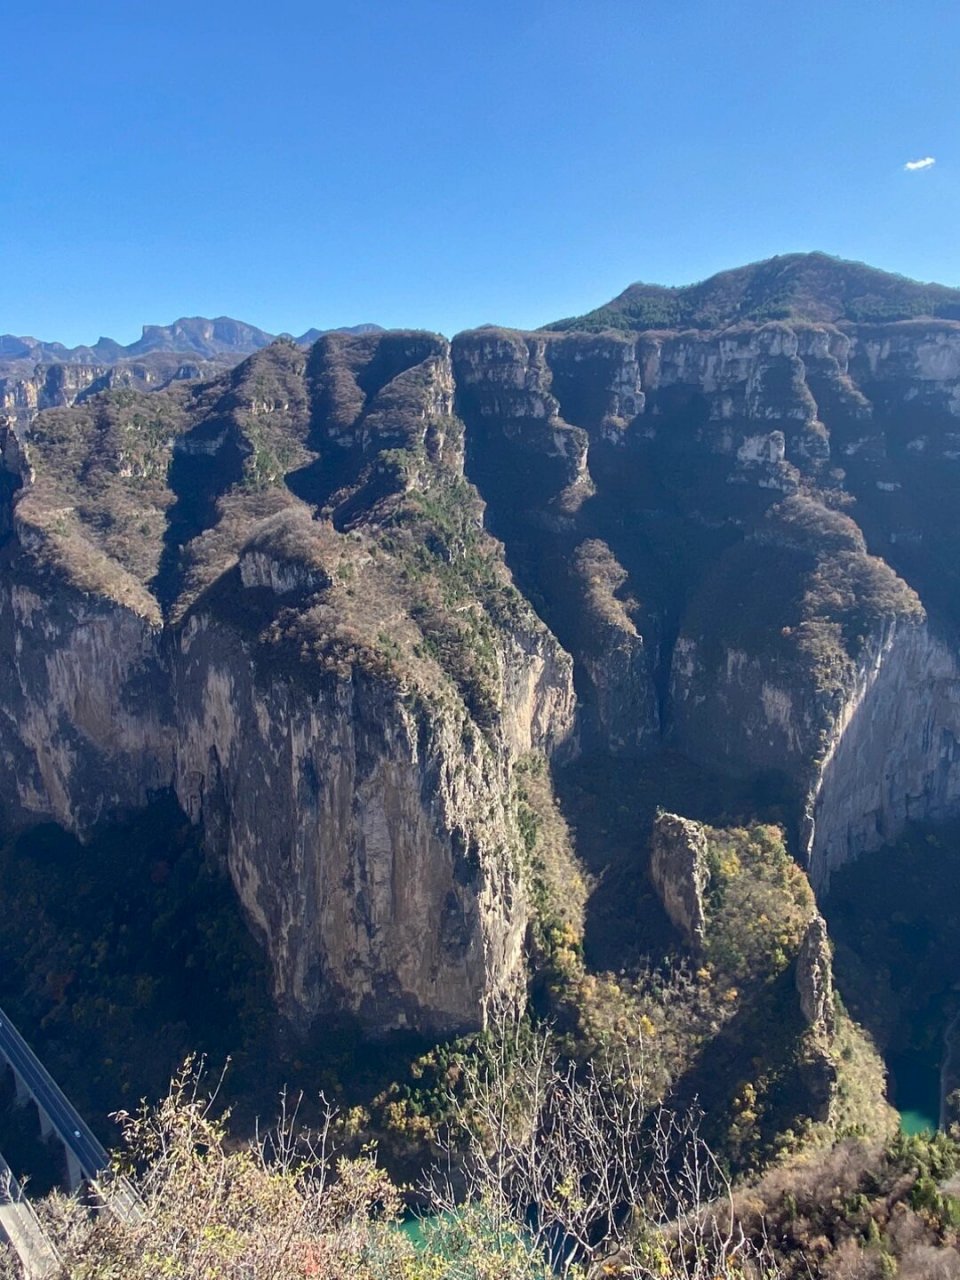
[2,0,958,344]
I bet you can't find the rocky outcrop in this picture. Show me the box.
[649,812,708,944]
[796,913,836,1037]
[794,913,840,1124]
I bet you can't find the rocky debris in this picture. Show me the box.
[649,812,708,944]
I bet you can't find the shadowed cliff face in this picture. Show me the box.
[452,316,960,884]
[6,270,960,1039]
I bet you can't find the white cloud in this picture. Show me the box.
[904,156,936,171]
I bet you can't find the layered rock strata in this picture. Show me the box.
[453,315,960,882]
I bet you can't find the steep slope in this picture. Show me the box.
[0,332,575,1035]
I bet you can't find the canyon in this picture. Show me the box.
[2,252,960,1060]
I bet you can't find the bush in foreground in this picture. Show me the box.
[1,1036,784,1279]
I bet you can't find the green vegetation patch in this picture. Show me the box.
[702,822,814,983]
[545,252,960,334]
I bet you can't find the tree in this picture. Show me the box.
[425,1010,781,1279]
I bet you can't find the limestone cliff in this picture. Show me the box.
[454,288,960,885]
[0,332,576,1035]
[0,357,221,428]
[806,620,960,887]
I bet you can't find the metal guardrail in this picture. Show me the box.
[0,1007,109,1186]
[0,1005,145,1230]
[0,1152,62,1279]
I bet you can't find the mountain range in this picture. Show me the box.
[6,251,960,371]
[0,316,382,365]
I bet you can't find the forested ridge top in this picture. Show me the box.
[544,252,960,333]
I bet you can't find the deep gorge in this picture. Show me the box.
[3,255,960,1174]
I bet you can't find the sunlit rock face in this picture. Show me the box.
[0,332,575,1036]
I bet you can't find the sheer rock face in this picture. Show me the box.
[0,583,173,832]
[171,610,541,1033]
[454,316,960,883]
[806,621,960,888]
[0,363,107,424]
[0,332,576,1036]
[649,812,708,944]
[0,359,218,428]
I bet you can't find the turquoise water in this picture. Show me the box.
[398,1210,454,1248]
[900,1108,936,1136]
[399,1213,437,1244]
[399,1214,429,1247]
[891,1050,940,1135]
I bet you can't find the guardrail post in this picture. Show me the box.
[62,1146,83,1193]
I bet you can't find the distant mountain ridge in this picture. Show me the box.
[0,317,383,365]
[544,251,960,333]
